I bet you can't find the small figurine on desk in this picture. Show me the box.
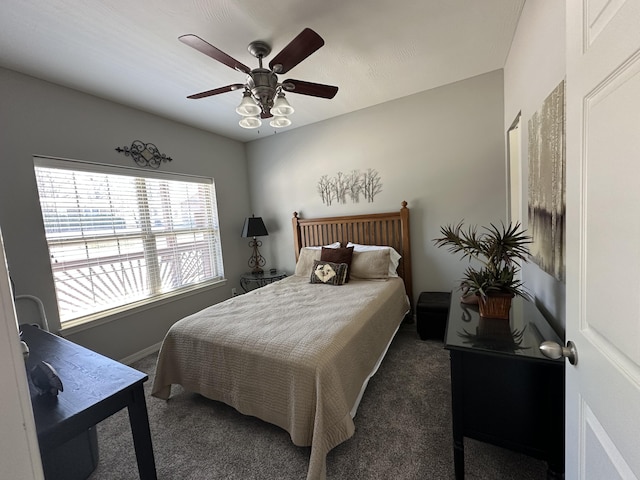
[19,329,30,360]
[30,360,64,396]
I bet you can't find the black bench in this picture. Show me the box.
[416,291,451,341]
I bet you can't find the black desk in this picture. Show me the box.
[21,324,157,480]
[444,296,564,479]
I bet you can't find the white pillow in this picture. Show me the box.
[304,242,341,250]
[346,242,401,277]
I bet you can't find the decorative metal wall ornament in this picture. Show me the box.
[317,168,382,205]
[115,140,173,169]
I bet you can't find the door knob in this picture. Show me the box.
[539,340,578,365]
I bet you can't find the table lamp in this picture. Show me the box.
[241,215,268,274]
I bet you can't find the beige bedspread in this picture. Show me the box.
[151,275,409,480]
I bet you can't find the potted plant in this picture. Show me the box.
[433,221,532,319]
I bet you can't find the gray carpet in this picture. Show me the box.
[88,324,548,479]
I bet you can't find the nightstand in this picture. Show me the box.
[240,270,287,292]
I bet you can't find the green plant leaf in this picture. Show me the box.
[433,221,533,301]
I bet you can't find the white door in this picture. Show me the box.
[0,230,43,479]
[565,0,640,478]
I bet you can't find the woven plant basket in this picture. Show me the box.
[478,292,514,319]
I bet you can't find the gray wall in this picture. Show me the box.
[246,70,507,306]
[0,68,251,360]
[503,1,566,335]
[1,5,567,359]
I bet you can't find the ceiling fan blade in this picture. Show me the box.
[179,34,251,74]
[269,28,324,74]
[187,84,245,99]
[282,79,338,99]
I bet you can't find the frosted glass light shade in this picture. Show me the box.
[269,116,291,128]
[236,92,261,116]
[239,116,262,129]
[271,94,294,116]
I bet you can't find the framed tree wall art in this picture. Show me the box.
[527,80,566,282]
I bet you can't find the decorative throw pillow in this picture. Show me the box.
[309,260,348,286]
[294,248,322,277]
[350,249,391,280]
[320,246,354,281]
[294,243,342,277]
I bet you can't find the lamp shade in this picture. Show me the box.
[236,92,262,116]
[271,93,295,116]
[241,215,268,238]
[270,116,291,128]
[239,115,262,129]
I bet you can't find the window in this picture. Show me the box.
[34,156,224,324]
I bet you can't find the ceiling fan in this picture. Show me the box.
[179,28,339,129]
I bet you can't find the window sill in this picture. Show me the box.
[60,279,227,336]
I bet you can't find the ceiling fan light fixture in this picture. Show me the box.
[179,29,338,132]
[239,115,262,129]
[271,93,295,116]
[236,91,261,116]
[269,116,292,128]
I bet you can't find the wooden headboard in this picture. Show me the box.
[292,201,413,306]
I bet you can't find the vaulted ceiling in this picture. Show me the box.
[0,0,525,142]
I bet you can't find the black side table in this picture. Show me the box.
[416,291,451,340]
[240,270,287,292]
[444,296,564,479]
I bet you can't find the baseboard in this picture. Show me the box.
[119,341,162,365]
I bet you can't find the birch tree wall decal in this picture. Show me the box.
[333,172,349,204]
[347,170,362,203]
[317,175,333,205]
[362,168,383,202]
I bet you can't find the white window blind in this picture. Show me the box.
[33,157,224,324]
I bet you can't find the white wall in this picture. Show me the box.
[0,68,251,359]
[246,70,507,305]
[504,0,566,335]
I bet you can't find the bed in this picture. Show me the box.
[151,202,413,480]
